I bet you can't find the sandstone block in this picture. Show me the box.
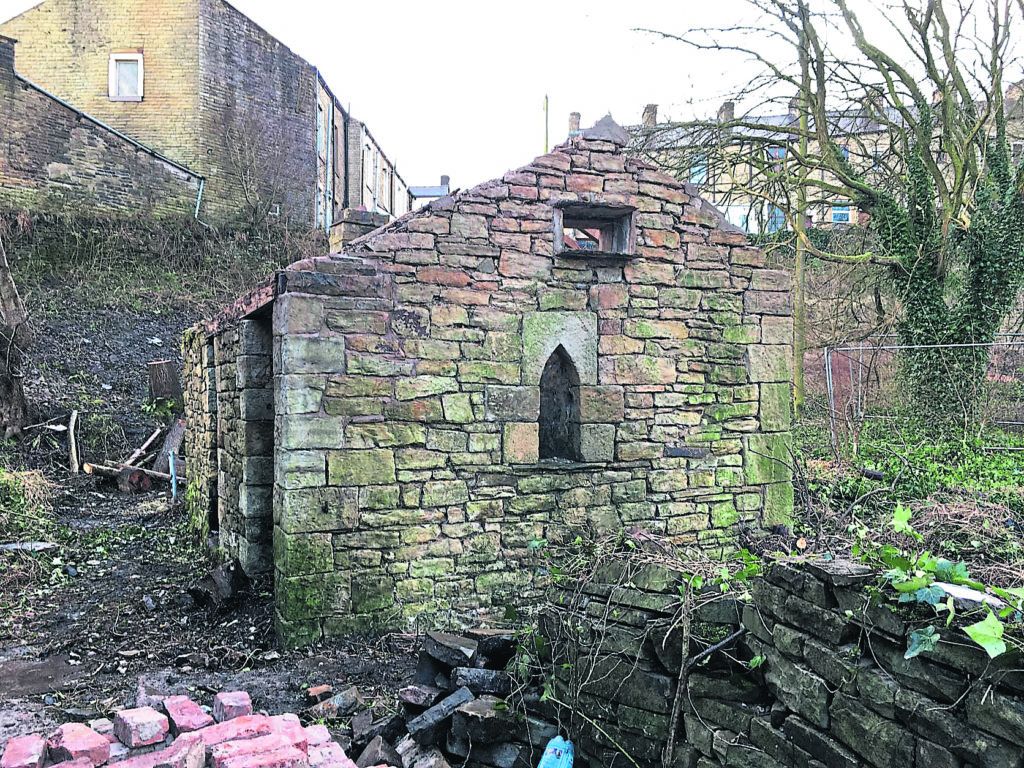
[327,450,396,486]
[579,385,624,422]
[579,424,614,462]
[485,386,540,421]
[503,422,539,464]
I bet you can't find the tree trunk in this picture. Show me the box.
[0,235,30,438]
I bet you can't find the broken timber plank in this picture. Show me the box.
[153,418,185,475]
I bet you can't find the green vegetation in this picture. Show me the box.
[1,210,325,313]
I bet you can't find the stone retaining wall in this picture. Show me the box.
[541,555,1024,768]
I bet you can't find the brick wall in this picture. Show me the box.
[0,39,200,217]
[195,0,316,227]
[0,0,202,172]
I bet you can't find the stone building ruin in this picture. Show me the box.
[183,117,795,648]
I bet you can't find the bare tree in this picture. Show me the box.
[638,0,1024,430]
[0,233,30,438]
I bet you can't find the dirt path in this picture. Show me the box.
[0,484,416,746]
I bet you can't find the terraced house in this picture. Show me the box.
[0,0,408,227]
[182,118,796,647]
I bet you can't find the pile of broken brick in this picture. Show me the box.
[1,629,563,768]
[0,691,360,768]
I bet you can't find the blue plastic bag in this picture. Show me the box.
[537,736,573,768]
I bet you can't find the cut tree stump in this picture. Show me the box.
[147,360,183,408]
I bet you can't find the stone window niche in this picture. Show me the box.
[552,201,636,257]
[539,345,581,461]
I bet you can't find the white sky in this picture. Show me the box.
[0,0,1019,190]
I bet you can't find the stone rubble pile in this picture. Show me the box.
[382,629,560,768]
[1,629,565,768]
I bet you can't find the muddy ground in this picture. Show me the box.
[0,480,417,746]
[1,284,417,747]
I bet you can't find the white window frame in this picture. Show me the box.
[831,203,852,224]
[108,53,144,102]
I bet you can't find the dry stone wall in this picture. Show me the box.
[540,555,1024,768]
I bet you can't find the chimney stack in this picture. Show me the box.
[717,100,735,124]
[0,35,15,75]
[642,104,658,127]
[440,175,450,189]
[568,112,581,136]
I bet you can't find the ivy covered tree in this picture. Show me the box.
[637,0,1024,431]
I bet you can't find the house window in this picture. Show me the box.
[831,203,851,224]
[108,53,143,101]
[767,146,786,172]
[553,202,636,256]
[689,157,709,185]
[764,204,785,233]
[539,346,581,462]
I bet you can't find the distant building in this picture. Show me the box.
[628,94,1024,235]
[0,35,202,218]
[0,0,409,228]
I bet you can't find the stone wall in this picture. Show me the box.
[0,37,201,217]
[182,327,217,540]
[244,126,790,648]
[541,554,1024,768]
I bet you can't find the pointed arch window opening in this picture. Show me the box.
[539,345,582,462]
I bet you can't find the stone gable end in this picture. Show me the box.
[183,129,795,648]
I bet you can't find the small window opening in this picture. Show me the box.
[553,202,636,256]
[108,52,144,101]
[539,345,582,461]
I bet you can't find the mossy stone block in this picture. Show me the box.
[442,393,474,423]
[745,433,791,485]
[328,449,396,486]
[277,487,358,533]
[276,571,347,620]
[351,575,395,613]
[396,376,459,401]
[764,481,794,526]
[274,531,332,576]
[422,480,469,507]
[760,382,792,432]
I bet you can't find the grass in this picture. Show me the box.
[791,411,1024,587]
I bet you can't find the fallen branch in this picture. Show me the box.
[83,462,179,483]
[122,427,162,468]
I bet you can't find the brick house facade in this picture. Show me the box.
[183,119,795,648]
[0,0,407,227]
[0,35,202,217]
